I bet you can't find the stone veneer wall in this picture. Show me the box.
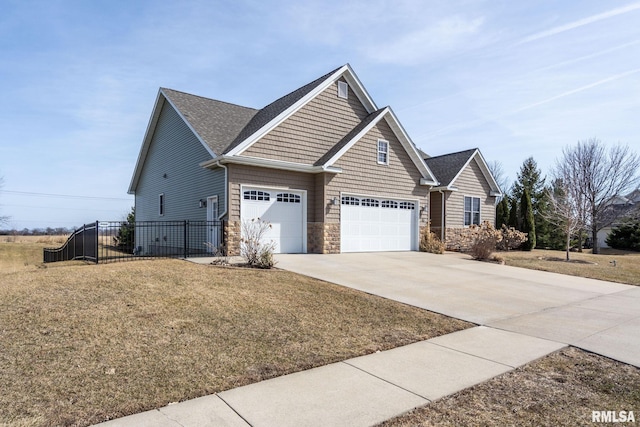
[225,221,241,256]
[443,227,473,252]
[323,223,340,254]
[307,223,323,254]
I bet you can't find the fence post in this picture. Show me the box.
[95,221,99,264]
[184,220,188,259]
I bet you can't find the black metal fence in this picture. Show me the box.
[43,222,98,263]
[44,220,224,263]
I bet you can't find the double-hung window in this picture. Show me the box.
[377,139,389,165]
[464,196,480,226]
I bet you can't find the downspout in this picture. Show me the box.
[216,161,228,220]
[439,190,445,242]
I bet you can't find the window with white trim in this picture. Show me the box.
[464,196,481,226]
[276,193,301,203]
[377,139,389,165]
[159,193,165,216]
[341,196,360,205]
[338,81,348,99]
[381,200,398,209]
[361,198,380,207]
[243,190,270,201]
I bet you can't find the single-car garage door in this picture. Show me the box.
[340,194,418,252]
[241,187,306,254]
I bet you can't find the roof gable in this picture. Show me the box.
[224,64,378,156]
[425,149,501,195]
[317,107,438,184]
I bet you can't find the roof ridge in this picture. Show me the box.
[161,87,258,112]
[423,147,477,160]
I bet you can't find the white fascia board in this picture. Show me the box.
[227,65,379,157]
[128,89,165,194]
[200,155,342,174]
[384,107,439,185]
[431,185,459,192]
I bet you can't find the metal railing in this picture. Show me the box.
[44,220,224,263]
[43,222,98,263]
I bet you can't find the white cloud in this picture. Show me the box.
[367,16,486,64]
[518,2,640,44]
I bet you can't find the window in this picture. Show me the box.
[361,198,380,207]
[377,139,389,165]
[381,200,398,209]
[341,196,360,205]
[243,190,270,201]
[338,81,348,99]
[399,201,415,210]
[277,193,301,203]
[159,193,165,216]
[464,196,481,226]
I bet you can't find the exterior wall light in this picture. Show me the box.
[199,199,207,208]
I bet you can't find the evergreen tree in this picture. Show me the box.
[115,207,135,253]
[508,195,519,229]
[521,188,536,250]
[496,196,510,228]
[512,157,550,247]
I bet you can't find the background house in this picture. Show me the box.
[597,189,640,250]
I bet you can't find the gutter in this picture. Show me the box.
[216,161,228,220]
[439,189,445,241]
[200,155,342,174]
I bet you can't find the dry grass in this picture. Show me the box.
[0,242,471,427]
[381,347,640,426]
[498,248,640,286]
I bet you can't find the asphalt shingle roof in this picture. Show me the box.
[424,148,477,187]
[161,88,258,156]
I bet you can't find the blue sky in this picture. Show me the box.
[1,0,639,230]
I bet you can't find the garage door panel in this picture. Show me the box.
[341,195,417,253]
[241,188,304,254]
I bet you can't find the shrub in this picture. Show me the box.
[606,222,640,252]
[420,230,445,254]
[240,218,277,268]
[496,225,528,251]
[465,221,503,260]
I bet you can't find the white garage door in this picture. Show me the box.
[241,187,305,254]
[340,195,418,252]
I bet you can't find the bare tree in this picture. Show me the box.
[545,177,587,261]
[558,139,640,254]
[487,160,509,201]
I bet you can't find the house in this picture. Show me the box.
[128,64,441,255]
[597,188,640,249]
[423,149,502,250]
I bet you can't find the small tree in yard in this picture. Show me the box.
[114,207,135,253]
[606,221,640,252]
[520,188,536,251]
[496,196,510,228]
[240,218,276,268]
[544,178,587,261]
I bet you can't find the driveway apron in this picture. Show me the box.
[276,252,640,367]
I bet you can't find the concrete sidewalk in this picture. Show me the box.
[96,327,565,427]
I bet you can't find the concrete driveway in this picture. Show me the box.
[276,251,640,367]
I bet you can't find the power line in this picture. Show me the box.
[1,190,131,201]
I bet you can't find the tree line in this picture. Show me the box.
[493,138,640,259]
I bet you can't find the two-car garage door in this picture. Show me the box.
[340,194,418,252]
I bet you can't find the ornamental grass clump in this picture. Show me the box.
[420,230,445,254]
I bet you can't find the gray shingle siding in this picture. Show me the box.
[134,102,225,222]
